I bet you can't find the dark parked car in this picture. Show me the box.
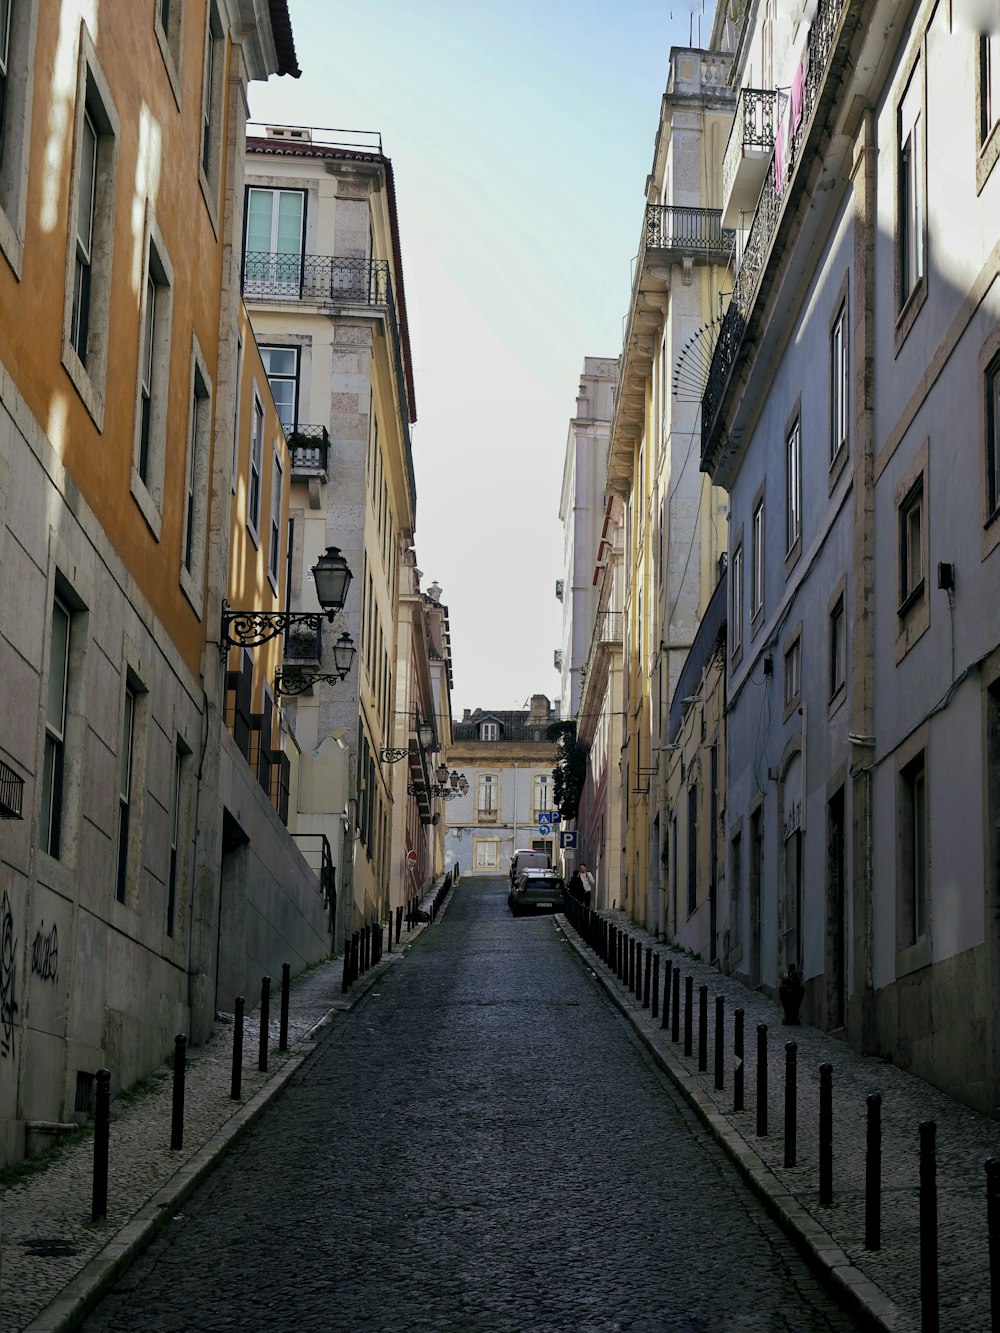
[508,869,566,915]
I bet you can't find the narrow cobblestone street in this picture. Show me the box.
[80,878,857,1332]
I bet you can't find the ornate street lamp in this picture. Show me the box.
[381,710,437,764]
[407,765,468,802]
[221,545,352,654]
[274,631,357,697]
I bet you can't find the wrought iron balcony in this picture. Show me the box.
[702,0,848,471]
[242,253,391,305]
[645,205,735,259]
[721,88,778,228]
[286,424,329,476]
[0,757,24,819]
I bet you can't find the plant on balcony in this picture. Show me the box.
[547,721,588,821]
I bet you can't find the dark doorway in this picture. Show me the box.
[827,787,847,1030]
[749,806,763,988]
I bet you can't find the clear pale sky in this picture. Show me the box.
[249,0,710,717]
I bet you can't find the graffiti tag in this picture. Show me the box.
[31,922,58,984]
[0,890,17,1059]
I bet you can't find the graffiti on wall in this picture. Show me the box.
[31,922,58,984]
[1,890,17,1058]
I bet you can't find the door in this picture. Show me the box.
[244,188,305,297]
[827,787,846,1029]
[749,807,762,988]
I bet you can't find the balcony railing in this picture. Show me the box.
[242,253,391,305]
[581,608,624,689]
[702,0,848,462]
[721,88,777,227]
[644,205,735,258]
[477,808,498,824]
[0,758,24,819]
[286,424,329,475]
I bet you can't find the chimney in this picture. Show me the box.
[463,708,471,721]
[529,694,550,723]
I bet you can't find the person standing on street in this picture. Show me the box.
[577,862,596,909]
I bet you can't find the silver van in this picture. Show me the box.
[509,848,550,886]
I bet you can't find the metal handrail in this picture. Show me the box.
[581,609,623,688]
[242,253,391,304]
[287,424,329,473]
[0,758,24,819]
[291,832,337,922]
[645,205,735,256]
[702,0,848,457]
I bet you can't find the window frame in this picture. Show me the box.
[896,743,930,974]
[130,214,174,535]
[894,54,927,346]
[260,343,300,433]
[894,441,930,660]
[61,29,120,427]
[198,0,224,222]
[40,594,71,859]
[828,588,846,711]
[829,285,849,479]
[784,405,802,570]
[115,684,136,905]
[750,488,765,629]
[480,721,499,741]
[153,0,183,106]
[782,627,802,720]
[977,30,1000,191]
[898,477,925,614]
[0,0,38,276]
[179,339,213,613]
[247,387,264,543]
[268,444,283,590]
[986,351,1000,526]
[730,529,744,664]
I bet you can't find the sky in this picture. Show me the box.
[248,1,712,717]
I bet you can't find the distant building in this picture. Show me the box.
[447,697,560,876]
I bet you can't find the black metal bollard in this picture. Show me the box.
[341,937,352,993]
[231,996,244,1099]
[279,962,290,1052]
[734,1008,744,1111]
[819,1063,833,1205]
[628,938,635,993]
[652,954,660,1019]
[698,985,708,1071]
[258,976,271,1073]
[986,1158,1000,1332]
[643,948,651,1009]
[661,957,671,1030]
[618,929,624,981]
[784,1041,797,1168]
[671,967,680,1042]
[865,1093,882,1250]
[91,1067,111,1221]
[170,1033,187,1151]
[756,1024,768,1136]
[714,995,725,1090]
[919,1120,939,1332]
[684,976,693,1057]
[396,904,403,945]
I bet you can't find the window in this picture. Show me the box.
[533,773,551,817]
[477,773,498,822]
[200,1,222,199]
[115,685,136,904]
[783,633,802,714]
[40,595,70,858]
[898,478,924,611]
[980,32,1000,146]
[260,345,298,431]
[154,0,182,97]
[243,188,305,296]
[480,721,499,741]
[686,785,698,917]
[167,740,187,938]
[785,416,801,556]
[987,352,1000,522]
[899,751,928,947]
[63,34,119,423]
[730,829,743,960]
[751,496,764,621]
[831,301,848,463]
[70,108,97,365]
[231,335,243,492]
[268,448,283,586]
[829,594,845,701]
[180,345,212,608]
[475,840,499,870]
[898,63,924,309]
[132,226,173,524]
[248,391,264,539]
[731,539,743,657]
[0,0,38,273]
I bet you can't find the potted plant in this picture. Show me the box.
[778,964,804,1025]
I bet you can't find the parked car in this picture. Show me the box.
[509,848,550,886]
[508,868,566,915]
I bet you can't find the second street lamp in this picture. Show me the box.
[221,545,353,654]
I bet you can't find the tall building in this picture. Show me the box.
[241,125,447,945]
[0,2,302,1164]
[701,0,1000,1111]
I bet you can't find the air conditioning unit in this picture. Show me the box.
[554,650,563,670]
[555,579,564,601]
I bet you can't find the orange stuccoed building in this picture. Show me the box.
[0,1,332,1167]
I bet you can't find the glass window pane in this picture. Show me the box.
[246,189,274,252]
[78,112,97,257]
[262,347,297,377]
[275,191,303,255]
[47,601,70,731]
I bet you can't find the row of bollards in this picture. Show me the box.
[560,895,1000,1332]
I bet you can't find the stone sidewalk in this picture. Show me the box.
[0,902,440,1333]
[561,907,1000,1333]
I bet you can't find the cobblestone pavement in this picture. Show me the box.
[77,875,856,1333]
[1,874,997,1333]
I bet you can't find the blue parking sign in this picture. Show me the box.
[559,830,578,849]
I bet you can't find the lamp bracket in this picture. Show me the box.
[221,600,332,656]
[274,669,349,697]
